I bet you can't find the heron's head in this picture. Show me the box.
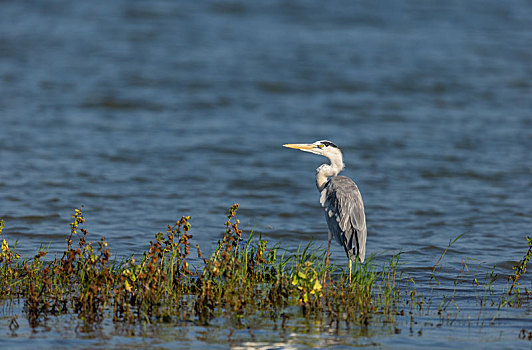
[283,140,342,158]
[284,140,345,181]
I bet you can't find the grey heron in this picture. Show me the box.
[283,140,367,283]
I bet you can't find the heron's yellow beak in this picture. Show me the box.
[283,143,316,150]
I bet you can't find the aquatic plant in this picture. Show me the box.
[508,235,532,297]
[494,235,532,312]
[1,219,21,297]
[0,206,408,332]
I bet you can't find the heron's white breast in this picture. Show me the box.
[319,188,327,207]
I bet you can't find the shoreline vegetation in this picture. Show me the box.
[0,205,530,339]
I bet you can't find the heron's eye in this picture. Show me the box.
[318,144,324,149]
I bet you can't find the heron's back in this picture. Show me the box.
[321,176,367,263]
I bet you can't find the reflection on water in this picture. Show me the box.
[1,0,531,348]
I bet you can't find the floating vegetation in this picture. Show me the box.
[0,206,530,341]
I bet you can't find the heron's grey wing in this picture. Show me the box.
[322,176,367,263]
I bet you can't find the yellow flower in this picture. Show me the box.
[310,279,322,295]
[125,280,132,292]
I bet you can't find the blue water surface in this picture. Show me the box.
[1,1,531,348]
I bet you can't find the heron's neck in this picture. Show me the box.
[315,155,344,192]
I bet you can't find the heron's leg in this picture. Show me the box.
[323,232,332,284]
[348,259,352,284]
